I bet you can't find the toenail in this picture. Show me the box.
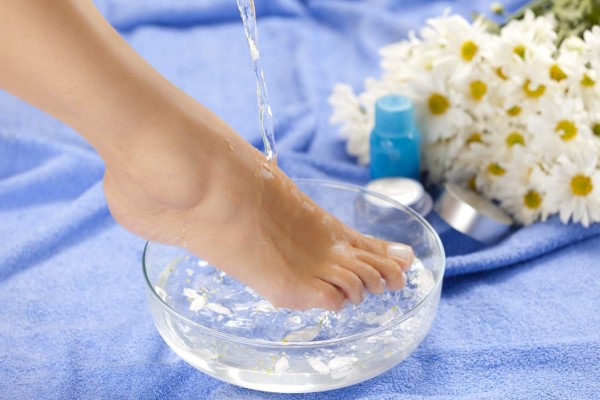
[388,243,413,261]
[379,277,386,289]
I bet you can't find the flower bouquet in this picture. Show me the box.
[329,1,600,226]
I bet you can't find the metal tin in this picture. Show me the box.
[434,183,513,244]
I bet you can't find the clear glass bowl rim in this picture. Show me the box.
[142,178,446,349]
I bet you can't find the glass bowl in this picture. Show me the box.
[143,179,445,393]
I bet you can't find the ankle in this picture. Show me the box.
[103,115,220,211]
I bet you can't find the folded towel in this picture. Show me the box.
[1,0,598,398]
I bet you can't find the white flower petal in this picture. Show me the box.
[307,357,330,375]
[274,356,289,374]
[182,288,199,300]
[327,357,358,379]
[206,303,233,316]
[189,295,207,312]
[283,325,321,342]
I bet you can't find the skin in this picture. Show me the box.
[0,0,414,311]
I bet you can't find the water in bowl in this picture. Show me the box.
[150,250,438,392]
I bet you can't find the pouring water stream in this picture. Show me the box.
[236,0,277,163]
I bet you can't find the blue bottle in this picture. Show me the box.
[369,95,421,180]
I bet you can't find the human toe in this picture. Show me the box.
[354,249,406,291]
[353,234,414,272]
[338,258,385,295]
[319,265,365,305]
[312,279,348,311]
[387,242,415,271]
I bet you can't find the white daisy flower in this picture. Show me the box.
[407,70,472,143]
[497,158,550,225]
[582,27,600,104]
[455,120,491,145]
[485,121,532,162]
[590,106,600,141]
[528,96,595,161]
[329,84,372,164]
[573,71,599,110]
[379,40,420,81]
[442,121,491,187]
[485,105,530,136]
[554,38,600,106]
[488,10,556,80]
[467,143,515,200]
[545,154,600,227]
[417,12,467,68]
[424,14,493,81]
[445,141,507,198]
[583,26,600,66]
[422,135,463,184]
[560,35,587,55]
[550,45,582,86]
[451,64,501,118]
[568,68,600,110]
[495,62,564,118]
[445,158,481,192]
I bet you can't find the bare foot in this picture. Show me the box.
[103,111,414,311]
[0,0,413,310]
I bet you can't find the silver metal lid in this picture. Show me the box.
[434,183,513,244]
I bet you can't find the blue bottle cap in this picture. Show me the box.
[374,95,415,134]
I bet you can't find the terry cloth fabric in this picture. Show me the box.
[1,0,599,398]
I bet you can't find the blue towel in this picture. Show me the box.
[1,0,599,398]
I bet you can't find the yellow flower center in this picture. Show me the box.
[468,176,478,191]
[549,64,567,82]
[470,80,487,101]
[523,80,546,98]
[571,174,593,196]
[461,41,478,62]
[523,190,542,209]
[507,106,522,116]
[491,2,504,14]
[593,123,600,137]
[513,45,526,59]
[467,133,482,144]
[496,67,508,80]
[506,132,525,147]
[487,163,506,176]
[428,93,450,115]
[581,74,596,87]
[555,120,578,141]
